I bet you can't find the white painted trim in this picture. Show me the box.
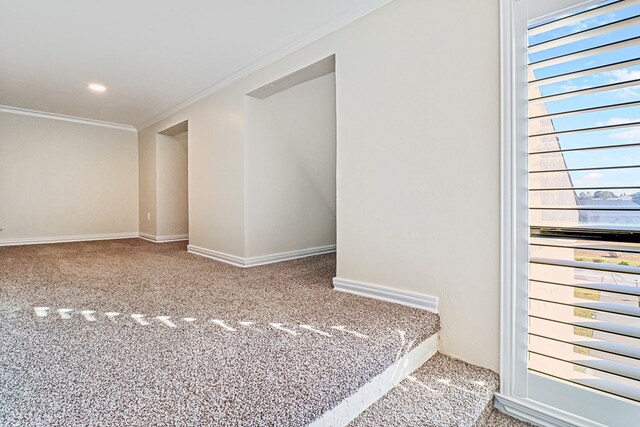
[495,394,608,427]
[0,105,137,132]
[500,0,532,401]
[187,245,246,267]
[138,232,157,243]
[499,0,519,399]
[187,244,336,268]
[156,234,189,243]
[138,0,393,130]
[332,277,438,313]
[310,333,439,427]
[0,232,139,247]
[138,233,189,243]
[244,245,336,267]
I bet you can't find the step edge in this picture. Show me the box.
[309,332,439,427]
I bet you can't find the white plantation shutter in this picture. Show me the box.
[526,0,640,404]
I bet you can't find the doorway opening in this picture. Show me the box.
[157,120,189,243]
[244,55,336,269]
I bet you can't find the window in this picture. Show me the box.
[500,0,640,425]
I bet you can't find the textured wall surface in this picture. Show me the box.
[0,112,138,241]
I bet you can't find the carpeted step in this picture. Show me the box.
[349,352,533,427]
[311,332,439,426]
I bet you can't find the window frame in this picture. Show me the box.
[496,0,640,425]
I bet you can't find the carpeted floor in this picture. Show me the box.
[350,353,534,427]
[0,239,439,426]
[483,408,534,427]
[350,353,500,427]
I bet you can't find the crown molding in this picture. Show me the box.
[138,0,394,130]
[0,105,137,132]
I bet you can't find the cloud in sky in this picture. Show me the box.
[596,117,640,126]
[616,87,640,99]
[611,127,640,140]
[560,82,578,92]
[567,14,615,33]
[573,171,603,187]
[607,68,640,82]
[568,21,589,32]
[583,172,604,181]
[603,68,640,99]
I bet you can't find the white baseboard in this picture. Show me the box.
[309,333,439,427]
[244,245,336,267]
[332,277,438,313]
[138,232,156,242]
[157,234,189,243]
[0,232,139,247]
[187,244,336,268]
[187,245,246,267]
[494,394,605,427]
[139,233,189,243]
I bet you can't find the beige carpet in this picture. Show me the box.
[0,239,439,426]
[350,353,533,427]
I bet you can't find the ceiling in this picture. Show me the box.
[0,0,389,129]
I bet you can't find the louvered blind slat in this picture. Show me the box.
[530,142,640,155]
[528,58,640,87]
[532,279,640,296]
[529,15,640,53]
[528,0,638,36]
[529,36,640,70]
[530,237,640,255]
[530,100,640,120]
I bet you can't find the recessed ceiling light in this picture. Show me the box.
[88,83,107,93]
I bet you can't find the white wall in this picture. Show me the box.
[334,0,500,371]
[0,112,138,242]
[157,131,188,238]
[139,125,157,237]
[138,0,500,371]
[245,73,336,257]
[138,88,246,255]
